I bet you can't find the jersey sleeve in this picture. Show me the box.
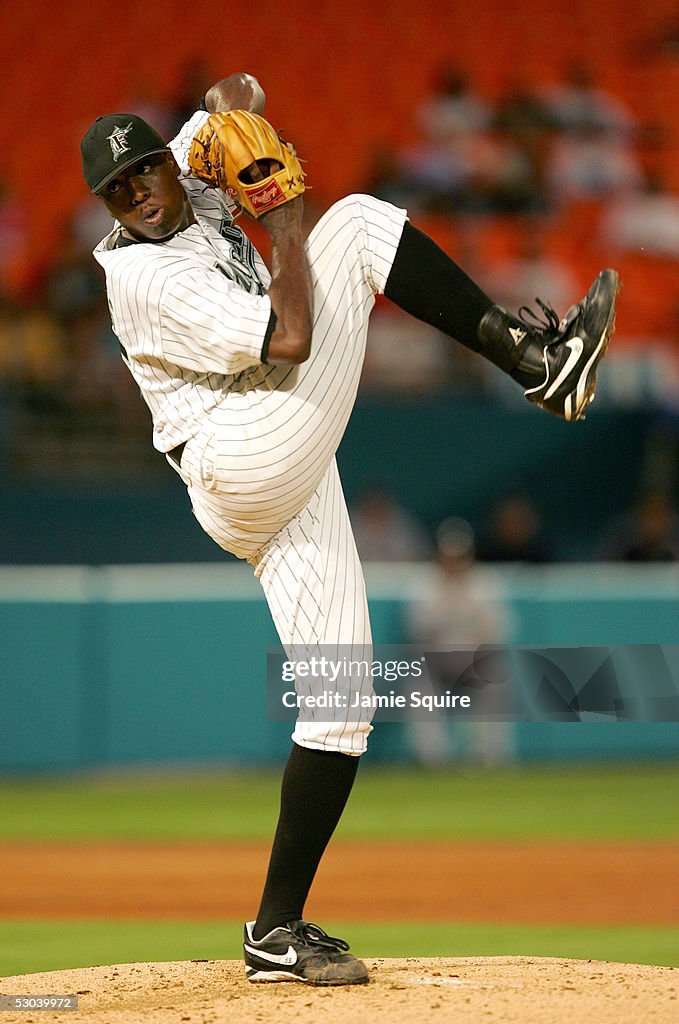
[169,110,210,173]
[169,110,239,225]
[159,268,272,375]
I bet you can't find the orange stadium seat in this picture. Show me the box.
[611,253,679,344]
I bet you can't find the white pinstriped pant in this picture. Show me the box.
[177,195,408,754]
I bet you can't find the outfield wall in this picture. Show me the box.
[0,402,654,566]
[1,564,678,772]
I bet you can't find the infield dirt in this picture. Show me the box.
[1,956,678,1024]
[0,839,676,924]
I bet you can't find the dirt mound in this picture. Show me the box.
[1,956,677,1023]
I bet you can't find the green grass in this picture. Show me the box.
[1,919,677,978]
[1,765,677,977]
[0,763,677,841]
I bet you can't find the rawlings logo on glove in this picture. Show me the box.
[188,109,306,219]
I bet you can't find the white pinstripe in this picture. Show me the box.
[94,115,407,754]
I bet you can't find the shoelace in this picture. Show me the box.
[289,920,350,952]
[517,298,561,341]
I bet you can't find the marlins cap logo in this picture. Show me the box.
[107,123,134,162]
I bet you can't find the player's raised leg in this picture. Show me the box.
[384,221,619,421]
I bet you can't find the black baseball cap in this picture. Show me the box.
[81,113,170,194]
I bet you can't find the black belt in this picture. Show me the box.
[167,441,186,468]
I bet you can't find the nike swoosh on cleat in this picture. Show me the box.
[244,943,298,966]
[543,336,584,400]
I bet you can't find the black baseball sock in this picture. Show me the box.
[385,221,493,354]
[252,742,360,940]
[384,221,533,378]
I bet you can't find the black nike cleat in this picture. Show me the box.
[478,269,620,421]
[243,919,369,985]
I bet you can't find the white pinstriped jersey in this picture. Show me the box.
[93,111,273,453]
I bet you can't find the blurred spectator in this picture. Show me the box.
[483,223,580,317]
[0,294,69,424]
[546,124,644,204]
[409,518,508,644]
[601,174,679,257]
[125,75,178,142]
[15,214,144,447]
[635,14,679,60]
[46,229,105,332]
[393,67,495,214]
[350,489,432,562]
[65,304,133,431]
[493,77,555,213]
[396,133,477,214]
[417,67,493,141]
[495,75,555,153]
[597,492,679,562]
[71,195,115,253]
[406,517,513,765]
[366,145,422,210]
[478,495,554,563]
[541,63,637,137]
[0,297,62,387]
[468,127,545,214]
[656,16,679,59]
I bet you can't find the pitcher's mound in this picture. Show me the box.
[1,956,676,1023]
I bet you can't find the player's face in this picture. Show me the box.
[98,153,194,241]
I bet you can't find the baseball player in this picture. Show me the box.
[80,72,618,986]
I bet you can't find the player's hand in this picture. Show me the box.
[241,159,283,184]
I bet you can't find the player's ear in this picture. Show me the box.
[168,152,181,176]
